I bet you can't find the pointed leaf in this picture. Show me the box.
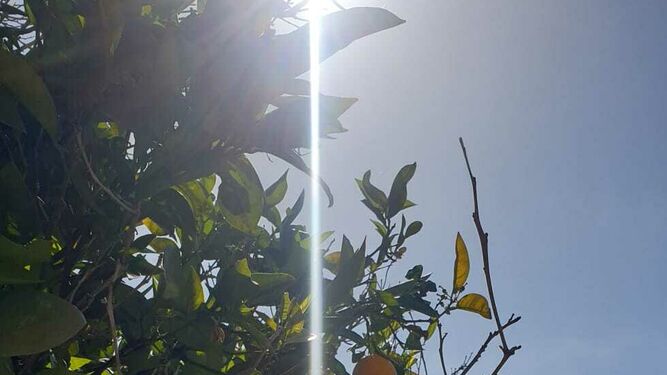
[183,265,204,312]
[453,232,470,292]
[217,156,265,233]
[264,170,288,207]
[324,251,341,274]
[0,50,57,137]
[387,163,416,217]
[270,7,405,77]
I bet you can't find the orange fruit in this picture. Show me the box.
[352,354,397,375]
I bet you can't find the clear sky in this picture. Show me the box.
[255,0,667,373]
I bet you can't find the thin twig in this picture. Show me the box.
[460,315,521,375]
[76,132,137,214]
[459,138,509,350]
[437,322,448,375]
[459,137,521,373]
[106,260,123,374]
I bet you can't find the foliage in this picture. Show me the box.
[0,1,518,374]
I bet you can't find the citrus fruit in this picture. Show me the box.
[352,354,397,375]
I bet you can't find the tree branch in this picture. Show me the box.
[459,137,521,368]
[106,260,123,374]
[437,322,448,375]
[460,315,521,375]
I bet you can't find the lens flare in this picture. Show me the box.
[308,1,323,374]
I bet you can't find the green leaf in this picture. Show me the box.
[282,190,305,226]
[279,292,292,322]
[405,331,422,351]
[263,205,281,227]
[340,329,365,346]
[0,290,86,356]
[256,95,355,149]
[250,272,295,290]
[248,272,296,306]
[0,357,13,375]
[149,237,178,253]
[264,170,288,207]
[234,258,252,278]
[0,262,42,285]
[127,255,163,276]
[183,265,204,312]
[387,163,417,217]
[327,240,366,306]
[378,291,398,306]
[217,156,265,233]
[404,221,423,238]
[398,295,438,318]
[457,293,492,319]
[453,232,470,292]
[0,236,53,265]
[0,89,24,132]
[355,170,387,212]
[405,265,423,280]
[131,234,157,251]
[68,356,91,371]
[426,320,438,340]
[0,50,58,137]
[0,164,38,237]
[269,149,334,207]
[323,251,341,274]
[385,280,419,297]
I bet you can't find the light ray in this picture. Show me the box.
[308,0,323,374]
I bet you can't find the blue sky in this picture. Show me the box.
[255,0,667,373]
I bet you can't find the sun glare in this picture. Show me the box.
[308,0,323,374]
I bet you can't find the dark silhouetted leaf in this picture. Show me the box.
[387,163,416,217]
[0,291,85,356]
[217,156,264,233]
[270,7,405,77]
[0,50,57,137]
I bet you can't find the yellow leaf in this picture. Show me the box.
[453,232,470,292]
[141,5,152,16]
[457,293,491,319]
[142,217,166,235]
[324,251,342,274]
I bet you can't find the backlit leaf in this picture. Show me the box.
[453,232,470,292]
[184,265,204,312]
[264,170,288,207]
[457,293,491,319]
[324,251,341,274]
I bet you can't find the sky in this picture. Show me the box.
[254,0,667,373]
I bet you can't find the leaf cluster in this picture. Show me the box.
[0,1,513,374]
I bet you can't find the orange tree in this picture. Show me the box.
[0,1,519,374]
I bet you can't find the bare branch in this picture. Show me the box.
[459,137,521,370]
[437,322,448,375]
[460,315,521,375]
